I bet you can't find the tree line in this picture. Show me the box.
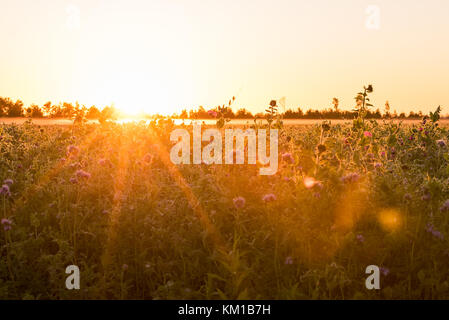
[0,96,429,120]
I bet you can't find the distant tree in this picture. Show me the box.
[0,97,14,116]
[235,108,253,119]
[7,99,24,117]
[86,106,101,119]
[26,104,44,118]
[61,102,75,118]
[98,106,117,124]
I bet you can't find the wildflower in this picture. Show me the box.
[340,172,360,184]
[374,163,382,169]
[1,218,12,231]
[66,145,80,157]
[421,193,431,201]
[0,184,11,197]
[3,179,13,186]
[440,200,449,212]
[143,153,153,164]
[75,169,91,180]
[233,196,246,209]
[69,177,78,184]
[380,267,390,276]
[262,193,276,203]
[281,152,294,164]
[122,264,128,271]
[404,193,412,201]
[207,110,218,118]
[426,223,444,240]
[364,131,372,138]
[285,256,293,265]
[356,234,365,243]
[437,139,446,147]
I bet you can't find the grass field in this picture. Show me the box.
[2,114,449,299]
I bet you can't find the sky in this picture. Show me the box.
[1,0,448,115]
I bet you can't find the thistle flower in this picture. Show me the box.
[262,193,276,203]
[1,218,12,231]
[0,184,11,196]
[440,200,449,212]
[66,145,80,157]
[285,256,293,265]
[3,179,13,186]
[340,172,360,184]
[437,139,446,147]
[380,267,390,276]
[426,223,444,240]
[143,153,153,164]
[421,193,431,201]
[76,169,91,179]
[364,131,372,138]
[207,110,218,118]
[233,196,246,209]
[281,152,294,164]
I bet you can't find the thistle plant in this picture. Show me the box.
[265,100,283,129]
[353,84,373,128]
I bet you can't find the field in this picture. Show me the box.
[2,114,449,300]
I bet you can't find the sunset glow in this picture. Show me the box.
[1,0,449,115]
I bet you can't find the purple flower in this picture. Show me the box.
[356,234,365,243]
[340,172,360,184]
[440,200,449,212]
[421,193,431,201]
[281,152,294,164]
[0,184,11,197]
[380,267,390,276]
[364,131,372,138]
[3,179,13,186]
[122,264,129,271]
[233,196,246,209]
[404,193,412,201]
[285,256,294,265]
[69,177,78,184]
[75,170,91,180]
[1,218,12,231]
[374,163,382,169]
[262,193,277,203]
[426,223,444,240]
[66,145,80,157]
[143,153,153,164]
[437,139,446,147]
[207,110,218,118]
